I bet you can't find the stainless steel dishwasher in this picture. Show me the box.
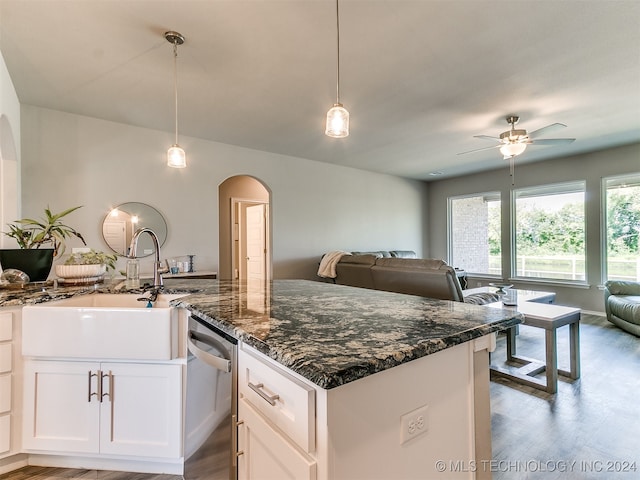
[184,314,238,480]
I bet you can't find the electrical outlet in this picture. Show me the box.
[400,404,429,445]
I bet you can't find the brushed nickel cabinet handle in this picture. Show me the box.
[248,382,279,406]
[100,370,113,403]
[88,370,99,402]
[232,414,244,465]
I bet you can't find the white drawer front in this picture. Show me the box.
[0,375,10,413]
[0,345,11,374]
[0,312,12,342]
[239,346,316,452]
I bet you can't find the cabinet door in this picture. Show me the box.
[238,399,316,480]
[99,362,181,458]
[22,360,100,453]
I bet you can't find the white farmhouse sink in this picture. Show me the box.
[22,293,187,360]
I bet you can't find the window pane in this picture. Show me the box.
[605,174,640,282]
[449,193,501,275]
[514,182,586,281]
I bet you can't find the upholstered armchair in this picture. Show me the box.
[604,281,640,336]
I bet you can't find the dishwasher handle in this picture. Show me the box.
[188,330,232,373]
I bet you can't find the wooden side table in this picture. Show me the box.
[487,302,581,394]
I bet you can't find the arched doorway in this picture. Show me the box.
[218,175,271,281]
[0,114,19,246]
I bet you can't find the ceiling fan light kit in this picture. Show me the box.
[457,114,576,183]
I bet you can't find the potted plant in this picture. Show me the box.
[1,205,86,282]
[55,249,118,282]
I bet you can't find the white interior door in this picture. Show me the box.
[245,204,266,281]
[102,220,127,255]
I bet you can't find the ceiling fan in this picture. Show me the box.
[458,115,576,160]
[458,115,576,185]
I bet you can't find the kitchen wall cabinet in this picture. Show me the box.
[23,359,181,458]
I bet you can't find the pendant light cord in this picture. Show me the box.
[173,41,179,145]
[335,0,341,105]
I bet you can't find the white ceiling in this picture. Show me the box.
[1,0,639,180]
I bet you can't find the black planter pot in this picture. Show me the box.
[0,249,55,282]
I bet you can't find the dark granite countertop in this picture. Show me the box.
[174,279,523,389]
[0,277,204,307]
[1,278,522,390]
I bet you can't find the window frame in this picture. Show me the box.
[447,191,502,277]
[601,172,640,283]
[510,180,588,285]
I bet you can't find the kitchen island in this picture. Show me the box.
[1,278,521,479]
[175,279,522,480]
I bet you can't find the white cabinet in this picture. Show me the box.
[0,308,21,460]
[237,346,316,480]
[22,359,181,458]
[238,398,316,480]
[237,338,492,480]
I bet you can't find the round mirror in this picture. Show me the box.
[102,203,168,257]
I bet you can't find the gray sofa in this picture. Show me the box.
[333,254,497,305]
[604,281,640,336]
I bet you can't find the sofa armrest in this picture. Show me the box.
[605,281,640,296]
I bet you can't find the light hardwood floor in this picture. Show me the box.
[1,314,638,480]
[490,313,640,480]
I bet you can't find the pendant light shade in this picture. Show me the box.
[325,0,349,138]
[167,144,186,168]
[325,103,349,138]
[165,31,186,168]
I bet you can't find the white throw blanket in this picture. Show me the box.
[317,251,351,279]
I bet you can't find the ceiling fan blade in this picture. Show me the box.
[531,138,576,145]
[473,135,500,141]
[457,144,501,155]
[528,123,567,139]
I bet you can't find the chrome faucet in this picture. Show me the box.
[128,228,168,288]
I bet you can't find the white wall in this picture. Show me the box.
[0,51,20,243]
[427,142,640,313]
[19,106,429,278]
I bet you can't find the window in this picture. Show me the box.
[604,173,640,282]
[513,182,586,282]
[449,192,501,275]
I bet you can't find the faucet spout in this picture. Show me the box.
[128,228,166,288]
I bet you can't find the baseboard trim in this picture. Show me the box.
[0,453,28,475]
[26,453,184,475]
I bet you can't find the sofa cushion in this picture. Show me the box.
[374,257,446,269]
[464,292,501,305]
[608,295,640,326]
[351,250,392,258]
[371,262,463,301]
[335,254,378,289]
[389,250,417,258]
[338,254,378,266]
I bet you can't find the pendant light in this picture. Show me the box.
[165,31,186,168]
[325,0,349,138]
